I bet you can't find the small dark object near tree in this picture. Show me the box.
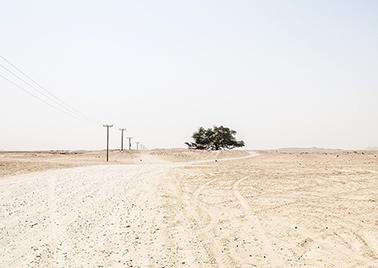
[186,126,245,150]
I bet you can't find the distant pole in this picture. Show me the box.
[103,124,113,162]
[127,137,133,150]
[119,128,126,151]
[136,141,140,151]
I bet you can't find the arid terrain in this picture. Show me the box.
[1,149,378,267]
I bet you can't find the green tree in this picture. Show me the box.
[186,126,245,150]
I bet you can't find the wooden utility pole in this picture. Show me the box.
[119,128,126,151]
[127,137,133,150]
[103,124,113,162]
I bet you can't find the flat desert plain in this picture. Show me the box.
[0,149,378,267]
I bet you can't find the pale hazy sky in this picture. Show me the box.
[1,0,377,150]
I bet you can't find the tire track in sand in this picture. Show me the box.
[191,175,237,267]
[233,176,285,266]
[48,175,67,267]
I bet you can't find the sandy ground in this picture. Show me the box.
[0,149,247,177]
[0,149,378,267]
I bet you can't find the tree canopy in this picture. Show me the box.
[185,126,245,150]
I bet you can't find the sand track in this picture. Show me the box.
[0,165,170,266]
[1,150,378,267]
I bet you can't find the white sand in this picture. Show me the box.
[1,150,378,267]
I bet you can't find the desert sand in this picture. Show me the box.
[0,149,378,267]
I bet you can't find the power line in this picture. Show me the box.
[0,73,85,121]
[0,56,78,112]
[0,56,141,153]
[0,56,100,125]
[0,62,82,119]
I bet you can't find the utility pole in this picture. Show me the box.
[119,128,126,151]
[136,141,140,151]
[127,137,133,150]
[103,124,113,162]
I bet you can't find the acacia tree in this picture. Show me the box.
[186,126,245,150]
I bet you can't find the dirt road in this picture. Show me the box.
[1,150,378,267]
